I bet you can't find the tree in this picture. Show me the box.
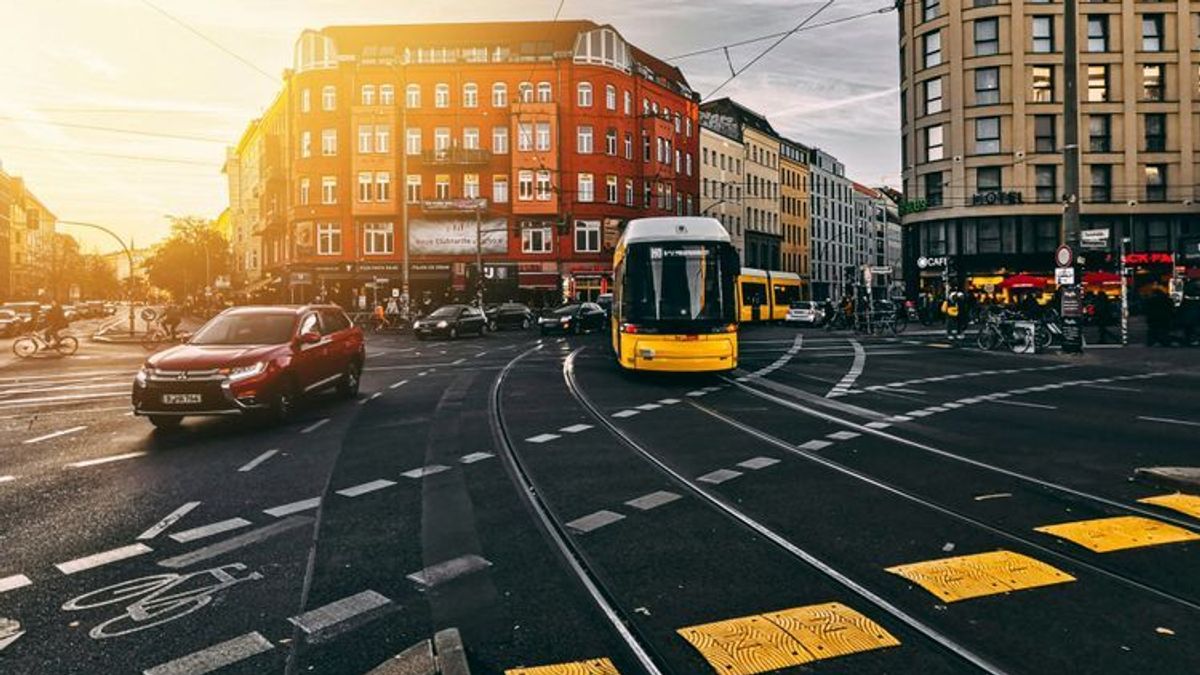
[144,217,231,300]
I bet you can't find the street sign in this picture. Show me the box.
[1055,267,1075,286]
[870,266,893,275]
[1054,244,1074,268]
[391,288,400,297]
[1080,229,1110,250]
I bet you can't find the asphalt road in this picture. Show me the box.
[1,321,1199,674]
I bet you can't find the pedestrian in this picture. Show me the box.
[942,290,962,343]
[1144,285,1174,347]
[161,303,183,339]
[1093,292,1116,344]
[1178,282,1200,347]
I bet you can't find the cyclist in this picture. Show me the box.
[161,303,183,339]
[372,302,391,331]
[43,301,68,347]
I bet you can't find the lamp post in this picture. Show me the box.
[57,220,137,336]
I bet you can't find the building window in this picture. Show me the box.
[1088,114,1111,152]
[317,223,341,255]
[363,222,393,255]
[924,77,943,114]
[299,177,310,205]
[1142,64,1164,101]
[1031,66,1054,102]
[493,126,509,154]
[1034,115,1057,152]
[376,172,390,201]
[977,166,1002,194]
[1035,166,1057,203]
[575,220,601,252]
[434,127,450,152]
[435,83,449,108]
[924,172,943,206]
[321,176,337,204]
[518,170,533,200]
[517,123,533,151]
[321,85,336,111]
[1087,16,1108,52]
[376,126,390,153]
[518,82,533,102]
[358,172,373,202]
[380,84,394,105]
[361,84,375,106]
[522,226,552,254]
[435,175,450,200]
[300,131,312,158]
[605,84,617,110]
[1087,65,1108,101]
[969,118,998,156]
[321,129,337,156]
[358,126,373,154]
[406,84,420,108]
[1089,164,1111,202]
[975,18,999,56]
[1144,113,1166,151]
[1144,164,1166,201]
[535,122,551,151]
[463,173,479,199]
[492,175,508,203]
[623,90,632,115]
[975,67,1000,104]
[923,0,939,22]
[300,88,310,113]
[605,175,618,203]
[605,128,617,155]
[463,82,478,108]
[625,178,634,206]
[1142,14,1163,51]
[577,82,593,107]
[463,127,480,150]
[1032,16,1054,52]
[923,31,942,68]
[492,82,507,107]
[577,126,594,154]
[537,82,552,102]
[536,170,551,200]
[406,175,421,202]
[926,125,944,161]
[577,173,594,202]
[406,128,421,155]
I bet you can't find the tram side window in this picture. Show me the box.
[742,281,768,307]
[773,283,799,306]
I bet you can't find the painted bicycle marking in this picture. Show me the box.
[62,563,262,639]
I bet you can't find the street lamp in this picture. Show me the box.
[57,220,137,336]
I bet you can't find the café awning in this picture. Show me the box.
[999,274,1050,289]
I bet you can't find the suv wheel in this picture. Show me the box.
[266,379,300,424]
[337,361,361,398]
[148,415,182,431]
[449,326,458,340]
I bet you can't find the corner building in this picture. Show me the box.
[898,0,1200,296]
[250,21,699,307]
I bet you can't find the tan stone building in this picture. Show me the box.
[699,125,745,252]
[898,0,1199,294]
[0,167,56,300]
[780,138,811,284]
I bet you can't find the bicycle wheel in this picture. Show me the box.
[1034,324,1053,349]
[894,314,908,334]
[141,332,163,352]
[12,337,37,358]
[89,596,212,639]
[63,574,177,611]
[976,327,998,351]
[55,335,79,356]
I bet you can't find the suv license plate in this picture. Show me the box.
[162,393,202,405]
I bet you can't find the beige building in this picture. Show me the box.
[699,126,745,253]
[898,0,1199,293]
[780,138,811,282]
[0,168,56,300]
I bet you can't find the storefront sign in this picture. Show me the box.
[410,218,507,255]
[359,262,401,273]
[1123,252,1174,266]
[421,198,488,211]
[917,256,947,270]
[290,272,313,285]
[971,191,1023,206]
[1080,229,1110,250]
[898,199,927,215]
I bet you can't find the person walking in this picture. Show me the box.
[942,290,963,343]
[1144,285,1175,347]
[1178,282,1200,347]
[1093,292,1116,344]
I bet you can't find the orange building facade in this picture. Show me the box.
[231,21,700,308]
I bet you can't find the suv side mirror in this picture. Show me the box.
[297,331,321,345]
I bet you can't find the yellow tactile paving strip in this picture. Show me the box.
[885,550,1075,602]
[677,602,899,674]
[1034,515,1200,553]
[506,657,621,675]
[1138,493,1200,520]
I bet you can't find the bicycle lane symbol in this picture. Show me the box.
[61,563,263,640]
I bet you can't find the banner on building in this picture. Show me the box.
[410,218,507,255]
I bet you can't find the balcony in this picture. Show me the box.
[418,148,493,165]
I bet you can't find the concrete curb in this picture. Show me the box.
[366,628,470,675]
[1133,467,1200,491]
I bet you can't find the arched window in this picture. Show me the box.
[518,81,534,103]
[405,84,421,108]
[462,82,478,108]
[576,82,593,107]
[434,83,450,108]
[492,82,507,107]
[537,81,552,102]
[605,84,616,110]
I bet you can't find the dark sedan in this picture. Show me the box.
[413,304,487,340]
[538,303,607,335]
[485,302,534,331]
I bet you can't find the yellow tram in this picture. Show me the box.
[737,268,803,323]
[611,217,740,372]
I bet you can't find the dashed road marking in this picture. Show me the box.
[1083,383,1140,393]
[826,431,860,441]
[66,451,148,468]
[23,425,87,444]
[560,424,593,434]
[143,631,274,675]
[407,554,493,588]
[402,464,451,479]
[798,440,831,451]
[389,379,409,389]
[992,399,1057,410]
[459,452,494,464]
[686,390,707,397]
[56,543,154,575]
[289,590,394,644]
[738,456,781,470]
[1137,416,1200,428]
[237,450,278,473]
[612,409,640,418]
[526,433,561,444]
[658,398,681,405]
[635,403,661,411]
[624,491,682,511]
[452,358,465,365]
[1138,493,1200,519]
[885,550,1075,602]
[864,422,892,430]
[1034,515,1200,553]
[169,518,252,544]
[697,468,742,485]
[300,418,330,434]
[138,501,202,540]
[565,510,626,534]
[0,574,32,594]
[0,476,15,484]
[263,497,321,517]
[336,479,397,498]
[158,516,312,569]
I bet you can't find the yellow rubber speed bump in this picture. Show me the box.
[505,657,620,675]
[677,603,898,674]
[885,550,1074,602]
[1034,515,1200,553]
[1138,493,1200,520]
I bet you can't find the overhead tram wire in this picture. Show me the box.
[0,116,227,144]
[667,5,898,62]
[703,0,838,102]
[138,0,279,84]
[0,144,218,167]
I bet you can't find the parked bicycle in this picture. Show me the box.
[13,331,78,358]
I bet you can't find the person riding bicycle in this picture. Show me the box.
[43,301,68,347]
[161,303,183,339]
[372,302,391,331]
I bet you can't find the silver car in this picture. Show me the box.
[785,301,820,325]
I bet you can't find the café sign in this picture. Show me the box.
[410,218,507,255]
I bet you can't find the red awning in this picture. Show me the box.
[1083,271,1122,285]
[999,274,1050,289]
[519,272,559,290]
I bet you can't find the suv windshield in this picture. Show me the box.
[190,313,296,345]
[553,305,580,316]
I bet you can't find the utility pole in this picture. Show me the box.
[1061,0,1081,246]
[475,203,484,307]
[399,61,410,306]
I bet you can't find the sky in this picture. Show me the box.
[0,0,901,253]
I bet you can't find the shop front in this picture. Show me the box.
[562,262,613,303]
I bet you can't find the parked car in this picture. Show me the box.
[2,302,41,330]
[539,303,607,335]
[0,310,20,337]
[62,305,78,322]
[485,302,534,331]
[412,304,487,340]
[596,293,613,319]
[785,301,821,325]
[131,304,364,429]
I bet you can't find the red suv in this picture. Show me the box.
[132,305,364,429]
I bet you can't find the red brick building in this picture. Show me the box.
[233,21,700,308]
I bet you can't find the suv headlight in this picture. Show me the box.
[224,361,267,382]
[560,317,571,323]
[135,366,149,386]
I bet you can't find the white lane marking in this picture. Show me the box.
[0,476,14,484]
[697,468,742,484]
[991,399,1057,410]
[22,425,88,444]
[475,350,489,357]
[66,451,147,468]
[525,433,560,443]
[158,516,312,570]
[1137,416,1200,428]
[300,418,329,434]
[560,424,593,433]
[612,409,640,418]
[335,479,397,497]
[459,452,494,464]
[0,626,25,652]
[389,379,409,390]
[0,381,128,397]
[624,491,682,511]
[826,431,861,441]
[263,498,321,517]
[0,368,132,383]
[0,392,127,410]
[798,440,832,451]
[565,510,626,534]
[169,518,252,544]
[658,398,681,405]
[237,450,279,473]
[55,543,153,575]
[738,456,781,470]
[401,465,450,479]
[288,590,393,641]
[143,631,274,675]
[635,403,661,411]
[407,555,493,588]
[0,574,32,594]
[865,421,892,429]
[452,358,465,365]
[826,339,866,398]
[887,415,913,422]
[686,390,707,397]
[138,501,202,540]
